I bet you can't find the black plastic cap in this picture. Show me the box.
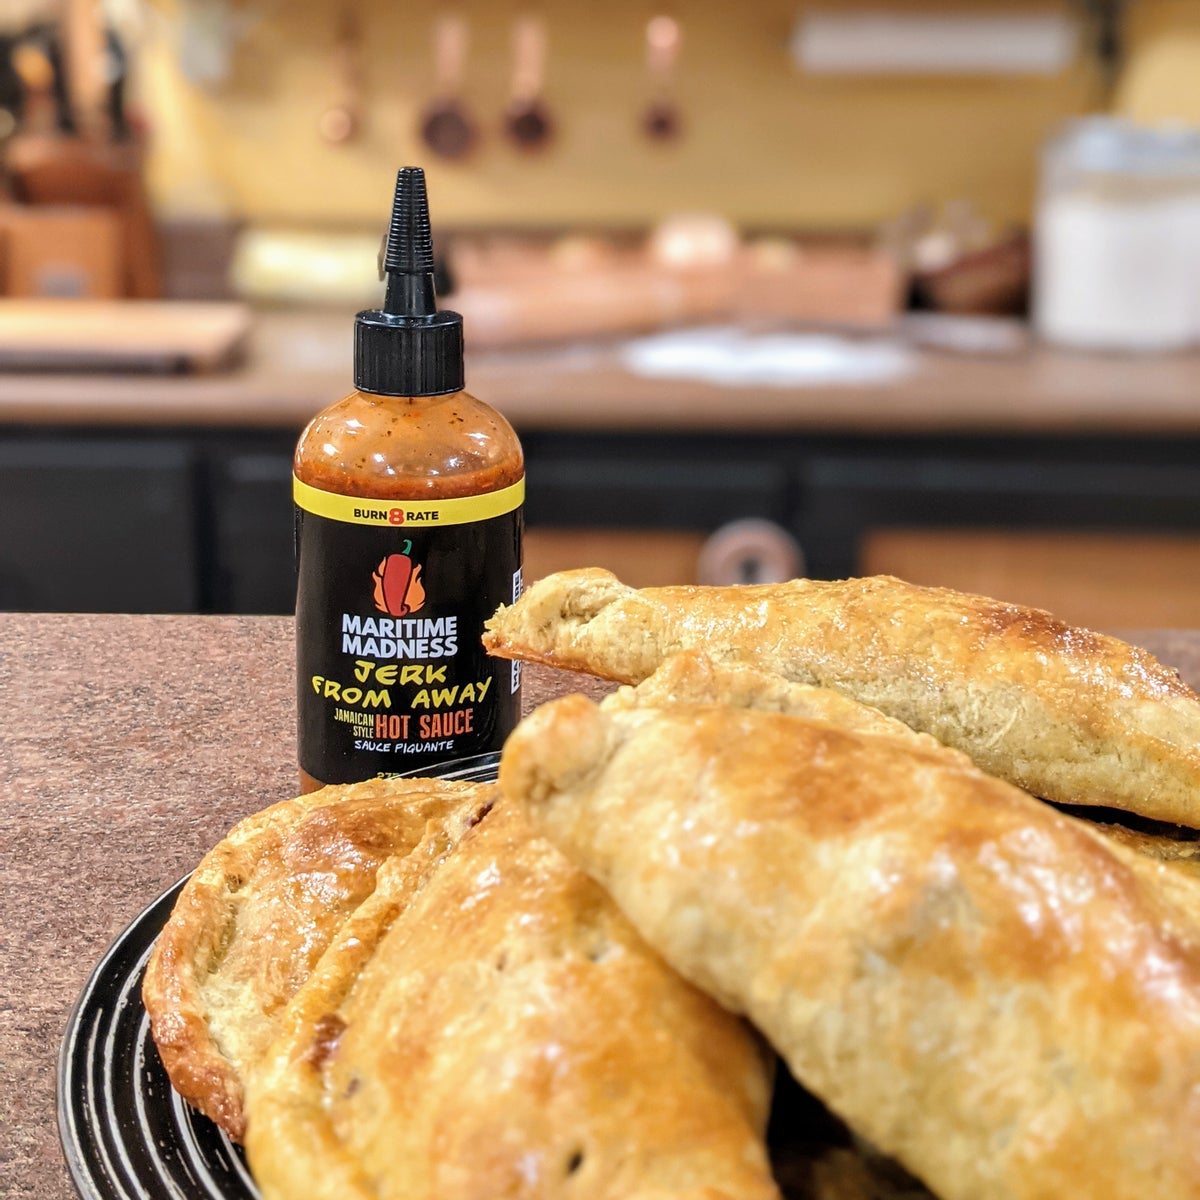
[354,166,465,397]
[354,309,464,396]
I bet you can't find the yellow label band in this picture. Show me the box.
[294,476,524,527]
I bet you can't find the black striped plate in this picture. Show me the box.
[57,753,501,1200]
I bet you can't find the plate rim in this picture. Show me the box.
[56,874,190,1200]
[56,752,502,1200]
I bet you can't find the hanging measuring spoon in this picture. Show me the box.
[504,14,553,152]
[419,12,478,160]
[319,3,364,145]
[641,13,682,143]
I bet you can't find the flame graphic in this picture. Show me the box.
[372,554,426,617]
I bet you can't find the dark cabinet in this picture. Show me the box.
[208,451,296,614]
[2,424,1200,623]
[796,451,1200,579]
[0,438,198,612]
[527,451,789,529]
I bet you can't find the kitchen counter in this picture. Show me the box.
[0,310,1199,434]
[0,613,615,1200]
[3,612,1200,1198]
[3,310,1200,618]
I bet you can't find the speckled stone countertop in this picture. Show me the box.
[0,613,617,1200]
[3,614,1200,1200]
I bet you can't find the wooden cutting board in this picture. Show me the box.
[0,300,252,373]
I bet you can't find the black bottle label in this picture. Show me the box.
[294,475,524,784]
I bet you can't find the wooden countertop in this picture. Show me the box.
[0,310,1199,434]
[3,612,1200,1197]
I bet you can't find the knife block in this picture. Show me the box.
[6,134,162,298]
[0,203,122,298]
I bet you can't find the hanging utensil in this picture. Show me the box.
[503,14,553,152]
[319,3,363,145]
[1,35,23,156]
[105,27,130,142]
[63,0,111,142]
[419,12,477,160]
[0,37,16,200]
[641,13,682,143]
[11,37,59,136]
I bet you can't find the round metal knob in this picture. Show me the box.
[697,519,804,586]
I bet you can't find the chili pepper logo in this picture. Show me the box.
[372,540,426,617]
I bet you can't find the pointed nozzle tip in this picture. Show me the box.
[384,166,435,276]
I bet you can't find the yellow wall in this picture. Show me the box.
[1115,0,1200,125]
[140,0,1103,231]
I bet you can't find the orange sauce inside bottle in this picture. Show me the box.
[295,387,524,792]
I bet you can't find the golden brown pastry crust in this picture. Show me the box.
[141,777,484,1139]
[605,651,956,760]
[245,792,780,1200]
[484,568,1200,825]
[618,653,1200,907]
[503,695,1200,1200]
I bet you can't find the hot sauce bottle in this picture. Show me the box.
[294,167,524,791]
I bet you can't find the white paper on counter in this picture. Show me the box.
[619,327,916,388]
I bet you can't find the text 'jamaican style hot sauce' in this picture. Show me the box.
[294,167,524,791]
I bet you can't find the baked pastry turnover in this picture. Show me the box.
[245,791,780,1200]
[604,650,953,759]
[619,653,1200,887]
[484,568,1200,825]
[502,695,1200,1200]
[142,776,483,1139]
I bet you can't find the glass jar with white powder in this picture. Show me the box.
[1034,118,1200,352]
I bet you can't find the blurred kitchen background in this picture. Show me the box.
[1,0,1199,627]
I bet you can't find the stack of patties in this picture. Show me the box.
[489,570,1200,1200]
[144,567,1200,1200]
[143,776,780,1200]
